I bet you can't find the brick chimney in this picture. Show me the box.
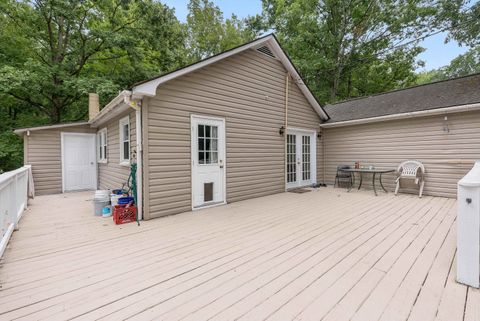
[88,93,100,121]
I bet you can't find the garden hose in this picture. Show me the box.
[127,163,139,225]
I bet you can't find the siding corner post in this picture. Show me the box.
[284,72,290,191]
[140,97,150,220]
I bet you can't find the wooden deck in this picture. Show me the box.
[0,188,478,320]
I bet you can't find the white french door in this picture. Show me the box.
[286,129,316,189]
[61,133,97,192]
[191,115,226,209]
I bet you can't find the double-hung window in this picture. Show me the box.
[97,128,107,163]
[119,116,130,165]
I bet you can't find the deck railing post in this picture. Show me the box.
[14,173,18,230]
[457,161,480,288]
[0,166,31,257]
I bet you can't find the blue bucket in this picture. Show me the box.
[118,196,134,205]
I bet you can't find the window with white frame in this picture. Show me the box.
[97,128,107,163]
[119,116,130,165]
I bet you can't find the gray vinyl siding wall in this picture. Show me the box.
[323,110,480,198]
[143,49,322,219]
[98,110,136,190]
[24,125,96,195]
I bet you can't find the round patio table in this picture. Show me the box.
[341,168,395,196]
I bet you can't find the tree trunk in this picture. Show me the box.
[347,72,353,97]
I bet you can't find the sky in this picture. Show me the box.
[162,0,469,71]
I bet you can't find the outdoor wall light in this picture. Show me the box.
[279,126,285,136]
[443,116,450,133]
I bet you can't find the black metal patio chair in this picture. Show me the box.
[334,165,354,188]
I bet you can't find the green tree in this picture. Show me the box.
[415,69,445,85]
[443,45,480,77]
[437,0,480,47]
[416,45,480,84]
[186,0,262,61]
[262,0,438,103]
[0,0,186,124]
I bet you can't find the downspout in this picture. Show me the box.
[284,72,289,191]
[125,95,143,221]
[135,107,143,221]
[322,128,326,185]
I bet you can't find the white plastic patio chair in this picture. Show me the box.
[394,160,425,198]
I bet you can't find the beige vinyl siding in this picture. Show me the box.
[24,125,96,195]
[144,49,322,219]
[98,110,136,190]
[323,110,480,198]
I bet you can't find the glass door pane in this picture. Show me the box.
[198,124,219,165]
[302,135,311,181]
[287,134,296,183]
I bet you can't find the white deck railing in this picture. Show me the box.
[0,165,33,258]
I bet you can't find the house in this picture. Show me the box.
[14,34,480,221]
[15,34,329,220]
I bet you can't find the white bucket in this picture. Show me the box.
[93,190,110,216]
[95,190,110,198]
[111,194,123,207]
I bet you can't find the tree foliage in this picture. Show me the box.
[437,0,480,47]
[186,0,262,61]
[261,0,442,102]
[417,45,480,84]
[0,0,187,124]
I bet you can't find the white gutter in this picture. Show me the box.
[320,102,480,128]
[14,122,89,135]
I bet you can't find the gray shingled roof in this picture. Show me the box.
[324,73,480,123]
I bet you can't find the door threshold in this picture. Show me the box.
[193,201,227,211]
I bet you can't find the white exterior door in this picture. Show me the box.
[286,129,316,189]
[62,133,97,192]
[191,115,226,208]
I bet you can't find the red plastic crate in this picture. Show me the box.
[113,205,137,225]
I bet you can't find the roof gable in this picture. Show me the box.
[131,34,329,120]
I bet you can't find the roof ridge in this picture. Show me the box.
[327,71,480,107]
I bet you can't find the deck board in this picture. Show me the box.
[0,188,476,321]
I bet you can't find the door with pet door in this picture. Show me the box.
[191,115,226,208]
